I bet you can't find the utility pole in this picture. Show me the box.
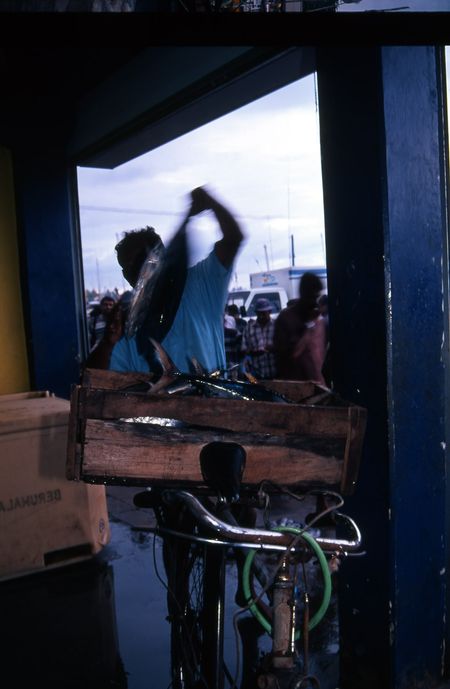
[96,257,101,296]
[264,244,270,271]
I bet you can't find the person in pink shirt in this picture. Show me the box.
[273,272,326,384]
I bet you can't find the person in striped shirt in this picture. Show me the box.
[241,298,276,379]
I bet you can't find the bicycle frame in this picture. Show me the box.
[151,487,362,689]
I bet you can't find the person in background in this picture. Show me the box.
[227,303,247,336]
[224,309,238,373]
[84,291,131,369]
[224,311,236,331]
[223,304,246,376]
[241,298,276,380]
[273,272,326,384]
[118,290,133,318]
[88,293,116,350]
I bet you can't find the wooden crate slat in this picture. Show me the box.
[82,419,343,486]
[83,369,326,403]
[83,368,154,390]
[80,388,354,438]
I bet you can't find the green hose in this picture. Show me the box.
[242,526,332,639]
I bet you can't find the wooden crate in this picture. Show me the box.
[66,369,367,495]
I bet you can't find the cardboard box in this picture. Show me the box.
[67,369,367,495]
[0,391,110,581]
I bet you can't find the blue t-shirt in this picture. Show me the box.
[110,250,232,374]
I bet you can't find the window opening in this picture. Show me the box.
[78,73,326,325]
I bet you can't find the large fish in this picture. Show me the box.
[147,339,292,404]
[126,217,189,366]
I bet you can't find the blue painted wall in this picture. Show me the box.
[318,45,449,688]
[382,46,449,689]
[13,148,83,399]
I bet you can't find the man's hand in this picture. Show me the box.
[189,186,244,269]
[189,186,212,216]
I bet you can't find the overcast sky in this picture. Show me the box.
[78,73,326,294]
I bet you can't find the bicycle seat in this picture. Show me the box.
[199,441,246,502]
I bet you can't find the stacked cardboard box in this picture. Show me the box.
[0,391,110,581]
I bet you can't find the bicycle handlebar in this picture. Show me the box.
[160,489,362,555]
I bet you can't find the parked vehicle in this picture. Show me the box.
[249,265,327,301]
[227,286,288,320]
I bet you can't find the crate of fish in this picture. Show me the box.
[66,356,367,496]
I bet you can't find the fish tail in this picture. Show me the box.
[244,370,259,385]
[149,338,180,376]
[190,357,206,376]
[146,339,181,394]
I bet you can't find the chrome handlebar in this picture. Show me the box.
[160,490,362,555]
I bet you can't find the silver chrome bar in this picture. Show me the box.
[161,490,362,554]
[154,526,301,552]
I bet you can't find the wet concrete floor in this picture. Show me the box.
[0,487,339,689]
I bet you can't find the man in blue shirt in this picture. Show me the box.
[104,187,244,376]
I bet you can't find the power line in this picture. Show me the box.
[80,204,182,217]
[80,204,279,221]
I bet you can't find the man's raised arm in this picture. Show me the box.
[189,186,244,268]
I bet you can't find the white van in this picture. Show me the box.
[227,286,288,321]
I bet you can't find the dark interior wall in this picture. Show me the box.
[69,46,305,167]
[318,45,450,689]
[317,45,391,689]
[68,46,258,163]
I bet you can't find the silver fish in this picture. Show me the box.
[148,339,291,404]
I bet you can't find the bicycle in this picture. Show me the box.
[134,440,363,689]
